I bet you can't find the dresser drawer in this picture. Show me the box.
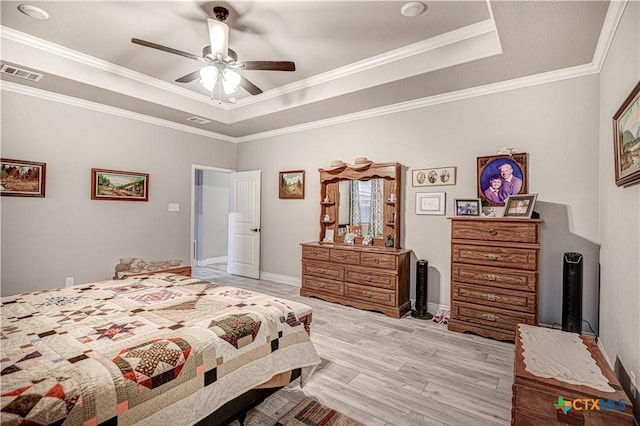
[345,282,396,307]
[345,267,396,290]
[302,276,343,295]
[452,263,537,292]
[452,282,536,313]
[452,244,538,270]
[360,252,396,269]
[302,245,330,261]
[451,301,536,331]
[452,220,540,244]
[302,261,343,281]
[330,248,360,265]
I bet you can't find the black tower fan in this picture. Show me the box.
[562,252,583,333]
[412,259,433,319]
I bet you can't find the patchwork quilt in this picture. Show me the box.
[0,274,320,425]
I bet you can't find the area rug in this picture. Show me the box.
[276,397,365,426]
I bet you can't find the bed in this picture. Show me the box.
[0,273,321,425]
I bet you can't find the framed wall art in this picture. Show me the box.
[1,158,46,197]
[612,81,640,187]
[503,194,538,218]
[91,168,149,201]
[412,166,456,187]
[477,153,528,206]
[454,198,481,217]
[416,192,446,215]
[279,170,305,199]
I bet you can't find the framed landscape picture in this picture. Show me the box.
[477,153,528,206]
[279,170,305,199]
[612,81,640,187]
[91,168,149,201]
[0,158,46,197]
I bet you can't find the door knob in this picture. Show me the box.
[250,228,260,232]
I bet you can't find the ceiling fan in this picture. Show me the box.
[131,6,295,100]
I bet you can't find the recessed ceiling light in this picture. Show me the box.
[17,4,50,20]
[401,2,426,17]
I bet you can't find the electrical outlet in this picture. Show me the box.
[65,277,74,288]
[630,371,636,399]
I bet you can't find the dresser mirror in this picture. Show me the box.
[319,162,401,248]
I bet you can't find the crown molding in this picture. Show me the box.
[0,80,236,142]
[591,0,628,72]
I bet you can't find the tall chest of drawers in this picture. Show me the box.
[448,218,542,341]
[300,242,411,318]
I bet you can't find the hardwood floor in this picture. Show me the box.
[193,265,514,426]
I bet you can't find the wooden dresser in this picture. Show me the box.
[448,217,542,341]
[512,325,634,425]
[300,242,411,318]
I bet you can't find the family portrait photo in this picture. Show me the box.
[477,153,528,206]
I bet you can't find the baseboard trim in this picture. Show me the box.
[195,256,228,267]
[260,272,300,287]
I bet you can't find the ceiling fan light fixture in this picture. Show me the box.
[199,66,219,91]
[401,1,426,17]
[222,69,241,94]
[207,18,229,57]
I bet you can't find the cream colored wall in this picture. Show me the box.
[0,91,236,295]
[598,0,639,397]
[238,75,602,330]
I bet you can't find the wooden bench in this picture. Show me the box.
[512,324,633,425]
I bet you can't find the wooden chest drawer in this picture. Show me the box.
[452,282,536,313]
[452,220,540,244]
[330,248,360,265]
[344,267,396,289]
[302,245,330,261]
[302,276,343,295]
[452,263,537,292]
[302,261,343,281]
[452,243,538,270]
[451,301,536,332]
[345,282,396,307]
[360,252,396,269]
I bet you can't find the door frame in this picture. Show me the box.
[190,164,235,269]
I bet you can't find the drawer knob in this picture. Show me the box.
[486,294,498,301]
[318,268,326,274]
[318,283,326,288]
[338,254,346,259]
[363,274,373,282]
[486,254,499,261]
[482,313,499,321]
[363,291,373,297]
[485,274,498,281]
[488,228,498,236]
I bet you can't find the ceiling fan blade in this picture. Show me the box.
[239,75,263,95]
[207,18,229,57]
[175,70,201,83]
[131,38,206,63]
[236,61,296,71]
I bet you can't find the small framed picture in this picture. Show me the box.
[503,194,538,218]
[416,192,446,215]
[91,168,149,201]
[612,81,640,187]
[1,158,46,197]
[412,166,456,187]
[454,198,481,216]
[279,170,305,199]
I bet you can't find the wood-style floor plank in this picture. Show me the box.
[194,265,513,426]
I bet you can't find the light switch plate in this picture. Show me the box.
[168,203,180,212]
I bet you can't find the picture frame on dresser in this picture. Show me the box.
[477,153,528,206]
[454,198,481,216]
[503,194,538,218]
[612,80,640,187]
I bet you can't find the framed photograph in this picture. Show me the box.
[612,81,640,187]
[416,192,446,215]
[91,168,149,201]
[279,170,305,199]
[454,198,481,216]
[412,166,456,187]
[477,153,528,206]
[1,158,46,197]
[503,194,538,218]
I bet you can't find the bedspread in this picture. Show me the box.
[0,274,321,425]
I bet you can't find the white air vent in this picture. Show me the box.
[186,116,212,125]
[1,64,43,82]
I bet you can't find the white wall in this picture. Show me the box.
[598,0,640,401]
[0,91,236,295]
[238,75,602,330]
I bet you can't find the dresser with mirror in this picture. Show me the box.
[300,160,411,318]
